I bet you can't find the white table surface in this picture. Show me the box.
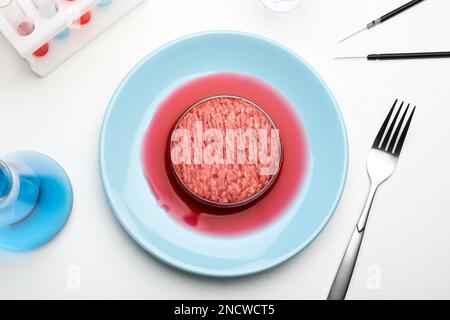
[0,0,449,300]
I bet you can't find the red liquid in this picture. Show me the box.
[142,73,309,235]
[17,21,34,36]
[16,22,49,58]
[33,43,49,57]
[77,11,92,25]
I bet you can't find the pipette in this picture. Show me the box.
[335,51,450,61]
[338,0,426,43]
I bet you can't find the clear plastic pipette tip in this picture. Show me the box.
[338,26,367,43]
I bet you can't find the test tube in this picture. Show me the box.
[0,0,34,36]
[32,1,59,47]
[32,0,58,19]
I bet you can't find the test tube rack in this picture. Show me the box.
[0,0,145,76]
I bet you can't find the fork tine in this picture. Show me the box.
[394,106,416,156]
[387,104,409,154]
[381,102,403,150]
[373,99,397,148]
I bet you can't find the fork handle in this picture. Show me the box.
[327,185,378,300]
[327,227,365,300]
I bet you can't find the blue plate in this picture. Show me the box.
[99,31,348,277]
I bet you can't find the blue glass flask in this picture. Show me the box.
[0,151,73,251]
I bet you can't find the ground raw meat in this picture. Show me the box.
[170,96,281,206]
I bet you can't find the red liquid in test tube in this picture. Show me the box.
[64,0,92,26]
[17,20,34,36]
[0,0,50,57]
[77,11,91,25]
[16,22,49,57]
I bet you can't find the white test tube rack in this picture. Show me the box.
[0,0,145,77]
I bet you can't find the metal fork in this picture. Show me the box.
[328,100,416,300]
